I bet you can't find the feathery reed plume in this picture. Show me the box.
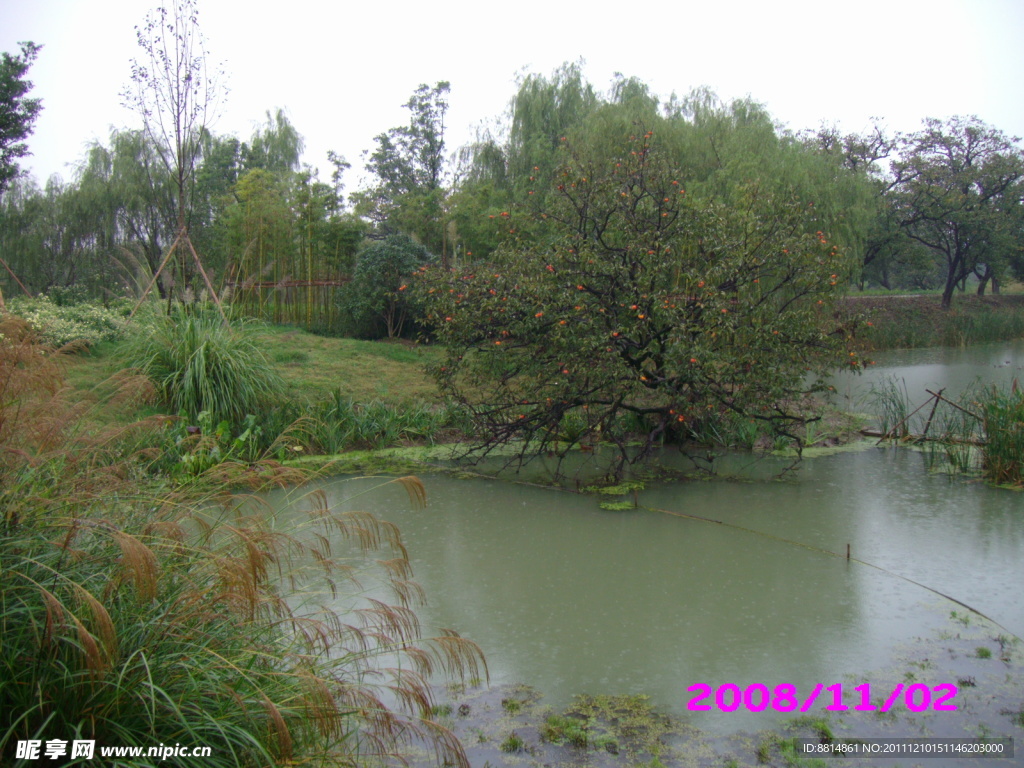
[2,321,485,767]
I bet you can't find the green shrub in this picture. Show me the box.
[334,234,434,340]
[126,307,284,425]
[5,295,137,348]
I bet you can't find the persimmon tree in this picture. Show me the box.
[419,131,861,473]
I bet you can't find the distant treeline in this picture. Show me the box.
[2,64,1023,334]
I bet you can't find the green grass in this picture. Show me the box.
[60,322,447,440]
[57,320,462,464]
[67,324,444,409]
[847,294,1024,350]
[541,714,593,748]
[253,327,445,403]
[298,393,472,454]
[499,732,525,753]
[0,317,485,768]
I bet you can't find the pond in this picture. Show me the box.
[831,338,1024,409]
[274,340,1024,755]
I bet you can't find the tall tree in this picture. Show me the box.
[0,42,43,197]
[353,81,450,260]
[79,129,178,290]
[122,0,226,309]
[891,117,1024,307]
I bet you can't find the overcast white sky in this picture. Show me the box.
[3,0,1024,191]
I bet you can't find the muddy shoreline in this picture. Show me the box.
[400,611,1022,768]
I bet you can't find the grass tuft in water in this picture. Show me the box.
[980,383,1024,486]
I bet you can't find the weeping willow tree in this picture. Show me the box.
[243,108,304,174]
[448,62,603,262]
[79,129,178,295]
[448,65,875,278]
[0,128,183,301]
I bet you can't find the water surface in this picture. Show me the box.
[275,342,1024,737]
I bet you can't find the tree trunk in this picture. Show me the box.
[941,270,957,308]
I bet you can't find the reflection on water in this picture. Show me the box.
[830,339,1024,412]
[272,343,1024,734]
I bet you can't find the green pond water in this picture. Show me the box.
[274,340,1024,739]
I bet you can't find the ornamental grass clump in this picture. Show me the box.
[126,307,284,425]
[981,383,1024,486]
[1,319,486,767]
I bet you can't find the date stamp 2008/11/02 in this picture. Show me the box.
[686,683,958,714]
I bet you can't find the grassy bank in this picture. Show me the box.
[69,326,445,410]
[0,315,484,767]
[58,297,1024,466]
[847,294,1024,350]
[40,293,1024,417]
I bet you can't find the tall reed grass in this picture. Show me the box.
[980,383,1024,485]
[867,374,1023,487]
[1,315,485,767]
[858,296,1024,350]
[868,377,913,438]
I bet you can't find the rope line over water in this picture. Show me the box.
[640,502,1022,643]
[436,464,1022,642]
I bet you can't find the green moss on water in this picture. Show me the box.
[286,444,460,475]
[583,480,646,495]
[600,500,638,511]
